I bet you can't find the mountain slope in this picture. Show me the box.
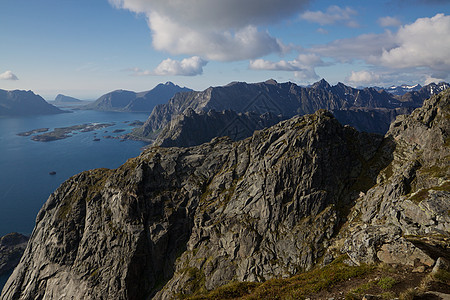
[2,90,449,300]
[1,110,383,299]
[336,88,450,267]
[84,82,192,112]
[0,89,64,116]
[153,109,285,147]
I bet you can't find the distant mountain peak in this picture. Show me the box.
[83,82,192,112]
[311,78,331,89]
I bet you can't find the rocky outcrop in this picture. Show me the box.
[334,89,450,268]
[1,109,384,299]
[0,90,65,116]
[0,233,28,277]
[83,82,191,112]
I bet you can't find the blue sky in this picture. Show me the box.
[0,0,449,99]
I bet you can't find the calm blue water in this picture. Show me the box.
[0,109,149,237]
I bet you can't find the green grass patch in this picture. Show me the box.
[377,276,397,290]
[185,255,374,300]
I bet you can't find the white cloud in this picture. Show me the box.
[300,5,358,27]
[127,57,207,76]
[316,28,328,34]
[312,14,450,83]
[379,14,450,71]
[347,70,381,84]
[109,0,310,61]
[378,16,401,27]
[249,54,327,80]
[0,70,19,80]
[153,56,207,76]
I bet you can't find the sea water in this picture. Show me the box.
[0,109,150,237]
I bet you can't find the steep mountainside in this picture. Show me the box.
[335,88,450,267]
[153,109,284,147]
[2,90,448,299]
[84,82,191,112]
[134,80,448,145]
[0,89,64,116]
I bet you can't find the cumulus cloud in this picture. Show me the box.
[347,70,381,84]
[109,0,310,61]
[379,14,450,71]
[127,57,207,76]
[0,70,19,80]
[378,16,401,27]
[153,56,207,76]
[312,14,450,82]
[249,54,327,80]
[300,5,358,27]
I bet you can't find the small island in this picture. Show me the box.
[128,120,144,127]
[17,128,49,136]
[26,123,115,142]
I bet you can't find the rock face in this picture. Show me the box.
[154,109,285,147]
[0,90,64,116]
[84,82,192,112]
[2,90,449,300]
[1,109,384,299]
[0,233,28,277]
[335,89,450,267]
[134,80,448,144]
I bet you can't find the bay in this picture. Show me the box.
[0,109,149,237]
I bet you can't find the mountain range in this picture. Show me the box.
[0,89,64,116]
[374,83,422,95]
[83,82,192,112]
[130,79,449,146]
[2,88,448,299]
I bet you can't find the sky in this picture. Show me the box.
[0,0,449,99]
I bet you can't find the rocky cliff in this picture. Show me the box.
[0,89,64,116]
[2,90,449,300]
[334,88,450,267]
[153,109,285,147]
